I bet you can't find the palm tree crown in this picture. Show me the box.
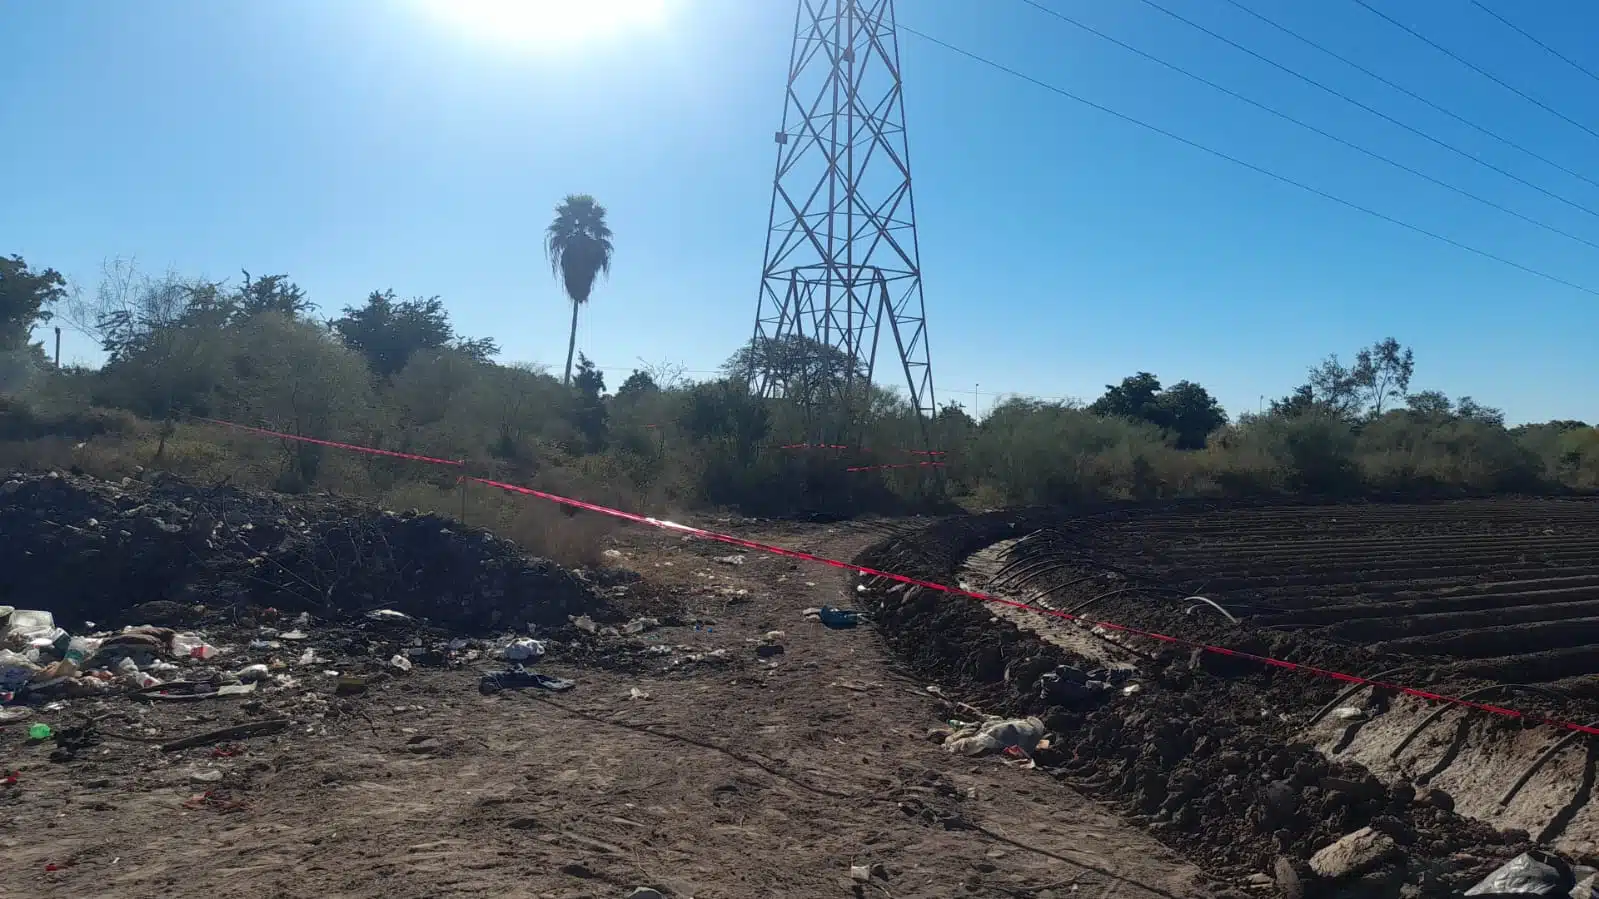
[544,194,614,386]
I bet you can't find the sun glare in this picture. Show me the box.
[422,0,671,48]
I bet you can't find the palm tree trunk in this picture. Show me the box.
[563,300,580,386]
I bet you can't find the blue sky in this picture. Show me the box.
[4,0,1599,425]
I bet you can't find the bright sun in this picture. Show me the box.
[422,0,670,48]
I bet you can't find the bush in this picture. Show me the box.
[1207,413,1359,495]
[1357,411,1543,494]
[967,399,1186,504]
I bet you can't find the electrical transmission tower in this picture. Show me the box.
[748,0,936,443]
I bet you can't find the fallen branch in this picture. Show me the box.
[161,718,289,752]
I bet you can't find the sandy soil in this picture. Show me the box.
[0,520,1212,899]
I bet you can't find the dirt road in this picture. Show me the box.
[1,519,1211,899]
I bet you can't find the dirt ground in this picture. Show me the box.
[0,519,1214,899]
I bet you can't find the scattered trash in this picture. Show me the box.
[500,638,547,661]
[364,609,411,622]
[1329,707,1367,721]
[170,631,221,660]
[0,649,40,691]
[4,609,64,651]
[235,664,272,683]
[28,722,53,740]
[943,717,1045,757]
[1463,851,1574,896]
[628,687,651,700]
[813,606,862,629]
[627,889,665,899]
[335,676,370,695]
[714,554,746,566]
[623,618,660,635]
[0,708,30,724]
[479,666,576,695]
[571,615,599,635]
[850,865,871,883]
[756,631,786,658]
[189,768,225,784]
[389,654,413,672]
[161,719,289,753]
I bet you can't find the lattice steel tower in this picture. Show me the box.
[749,0,936,439]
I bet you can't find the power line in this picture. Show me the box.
[893,24,1599,298]
[1468,1,1599,88]
[1350,0,1599,144]
[1014,0,1599,253]
[1121,0,1599,222]
[1220,0,1599,193]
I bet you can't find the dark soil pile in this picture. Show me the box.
[856,510,1552,898]
[0,471,612,633]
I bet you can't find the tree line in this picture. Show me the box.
[3,232,1598,518]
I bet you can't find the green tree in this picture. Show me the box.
[1088,372,1163,422]
[1269,384,1318,419]
[571,352,608,450]
[235,270,313,318]
[725,335,866,408]
[615,369,657,401]
[1404,390,1452,418]
[1089,373,1226,449]
[0,255,65,353]
[221,312,375,490]
[1156,380,1228,450]
[544,195,614,386]
[1351,337,1414,415]
[330,289,497,378]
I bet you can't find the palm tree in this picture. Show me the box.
[544,195,614,386]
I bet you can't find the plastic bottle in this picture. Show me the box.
[27,723,51,740]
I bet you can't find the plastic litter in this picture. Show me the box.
[500,638,547,662]
[943,717,1046,757]
[816,607,863,629]
[1464,851,1574,896]
[0,649,40,691]
[28,723,52,740]
[389,654,413,672]
[478,666,575,695]
[3,610,64,651]
[170,632,221,660]
[234,664,271,683]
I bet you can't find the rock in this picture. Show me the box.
[1262,779,1297,825]
[1320,775,1383,801]
[1274,856,1306,899]
[1419,787,1455,812]
[1309,827,1400,880]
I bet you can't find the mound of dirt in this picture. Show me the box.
[855,512,1549,898]
[0,471,613,633]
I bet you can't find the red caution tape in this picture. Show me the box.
[194,417,466,467]
[781,443,948,456]
[844,462,949,472]
[188,417,1599,738]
